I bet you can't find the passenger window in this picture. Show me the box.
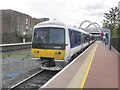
[79,34,81,42]
[74,32,77,44]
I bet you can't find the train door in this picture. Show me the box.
[81,33,84,49]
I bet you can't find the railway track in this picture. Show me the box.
[8,70,58,90]
[3,42,95,90]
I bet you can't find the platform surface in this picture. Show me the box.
[40,41,119,89]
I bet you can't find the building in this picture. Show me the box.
[40,18,49,22]
[1,9,41,44]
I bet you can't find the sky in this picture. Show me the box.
[0,0,120,28]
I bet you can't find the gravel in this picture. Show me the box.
[2,49,41,88]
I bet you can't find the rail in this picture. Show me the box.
[9,70,44,90]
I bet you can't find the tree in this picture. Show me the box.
[103,6,120,37]
[102,19,109,28]
[103,7,119,29]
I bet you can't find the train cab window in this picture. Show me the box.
[49,28,65,44]
[33,27,65,44]
[33,28,48,43]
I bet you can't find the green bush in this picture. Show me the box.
[112,27,120,38]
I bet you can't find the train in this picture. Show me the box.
[31,20,95,70]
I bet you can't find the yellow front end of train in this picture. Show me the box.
[31,24,66,70]
[32,48,65,60]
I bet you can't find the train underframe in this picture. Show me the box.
[40,58,65,71]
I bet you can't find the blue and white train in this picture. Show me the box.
[31,20,95,70]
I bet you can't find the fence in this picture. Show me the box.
[0,42,32,52]
[112,38,120,53]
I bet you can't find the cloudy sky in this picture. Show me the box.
[0,0,120,27]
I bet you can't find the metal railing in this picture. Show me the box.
[0,42,32,47]
[0,42,32,52]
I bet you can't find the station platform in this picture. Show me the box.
[40,41,119,89]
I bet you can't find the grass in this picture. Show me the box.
[2,49,32,59]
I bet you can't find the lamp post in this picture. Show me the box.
[109,18,112,50]
[109,27,112,50]
[23,32,26,43]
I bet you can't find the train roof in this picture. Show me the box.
[34,20,90,35]
[68,26,89,34]
[35,20,66,28]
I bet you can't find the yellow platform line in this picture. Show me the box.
[67,42,98,88]
[80,42,98,89]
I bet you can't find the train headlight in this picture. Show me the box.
[34,50,39,54]
[55,52,61,55]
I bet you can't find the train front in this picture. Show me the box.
[32,26,66,70]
